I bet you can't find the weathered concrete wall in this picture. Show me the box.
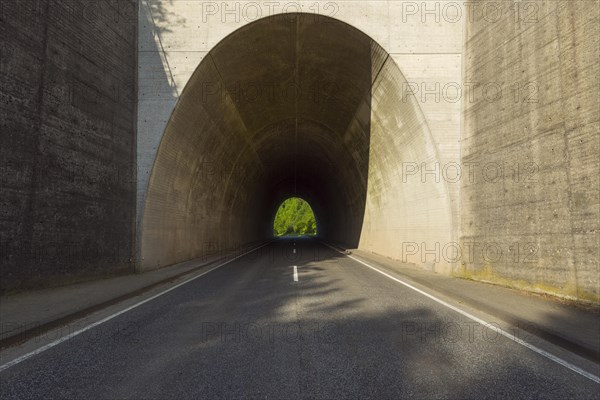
[460,0,599,301]
[0,0,138,292]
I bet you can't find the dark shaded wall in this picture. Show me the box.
[461,0,599,301]
[0,0,138,293]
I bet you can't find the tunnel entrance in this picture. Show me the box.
[273,197,317,237]
[140,13,452,272]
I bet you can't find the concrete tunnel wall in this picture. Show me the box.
[140,14,454,271]
[460,0,599,301]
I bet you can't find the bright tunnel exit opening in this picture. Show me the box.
[273,197,317,237]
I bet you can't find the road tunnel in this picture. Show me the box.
[140,13,453,271]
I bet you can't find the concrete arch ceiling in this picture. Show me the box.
[141,14,453,271]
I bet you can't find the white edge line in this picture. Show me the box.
[321,241,600,384]
[0,242,271,373]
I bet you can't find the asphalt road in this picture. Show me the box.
[1,238,598,399]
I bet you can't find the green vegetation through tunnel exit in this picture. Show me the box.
[273,197,317,237]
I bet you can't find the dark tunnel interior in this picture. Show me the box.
[141,14,374,268]
[140,13,451,271]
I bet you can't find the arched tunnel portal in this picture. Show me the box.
[140,14,454,271]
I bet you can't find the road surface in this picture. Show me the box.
[1,238,598,399]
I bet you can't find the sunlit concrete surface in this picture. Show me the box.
[460,0,600,301]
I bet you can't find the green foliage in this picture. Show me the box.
[273,197,317,236]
